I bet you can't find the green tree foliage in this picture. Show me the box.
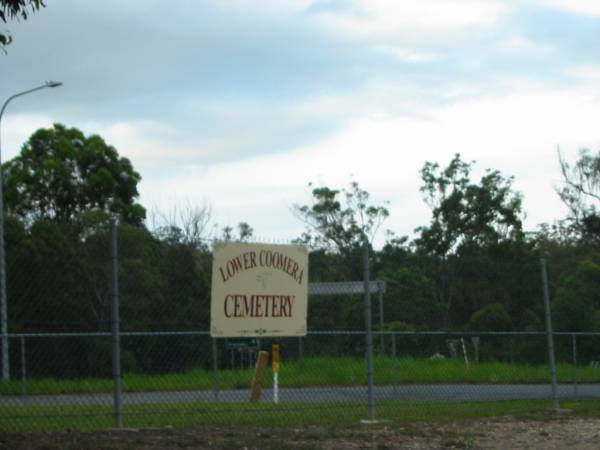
[292,181,390,327]
[412,154,527,328]
[3,124,146,226]
[1,123,219,375]
[221,222,254,242]
[468,303,513,331]
[294,182,389,334]
[467,303,517,362]
[6,218,93,332]
[6,218,215,376]
[293,181,389,255]
[376,240,444,328]
[82,224,165,330]
[553,259,600,332]
[304,248,370,334]
[550,259,600,363]
[416,153,524,257]
[0,0,44,50]
[557,148,600,246]
[150,202,213,248]
[5,138,600,375]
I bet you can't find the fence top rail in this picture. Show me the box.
[7,331,212,338]
[310,330,600,337]
[308,330,555,336]
[7,330,600,338]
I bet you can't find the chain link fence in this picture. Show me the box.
[2,330,600,430]
[1,221,599,430]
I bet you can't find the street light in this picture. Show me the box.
[0,80,63,381]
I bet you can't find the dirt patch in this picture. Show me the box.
[2,416,600,449]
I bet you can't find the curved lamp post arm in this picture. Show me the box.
[0,81,63,141]
[0,80,62,382]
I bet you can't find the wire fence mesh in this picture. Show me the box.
[1,222,600,430]
[2,330,600,431]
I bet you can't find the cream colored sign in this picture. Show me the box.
[210,242,308,337]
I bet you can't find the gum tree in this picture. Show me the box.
[415,154,526,327]
[557,148,600,246]
[3,123,146,227]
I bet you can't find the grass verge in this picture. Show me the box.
[0,356,597,395]
[1,399,600,432]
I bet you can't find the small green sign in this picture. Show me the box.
[225,338,258,350]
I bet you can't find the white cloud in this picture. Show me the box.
[312,0,511,39]
[373,45,440,63]
[498,34,557,55]
[137,81,600,245]
[90,121,199,174]
[6,80,599,247]
[1,115,56,160]
[567,64,600,84]
[540,0,600,17]
[4,0,599,248]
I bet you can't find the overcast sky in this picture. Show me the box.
[2,0,600,245]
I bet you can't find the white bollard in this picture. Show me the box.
[272,344,280,404]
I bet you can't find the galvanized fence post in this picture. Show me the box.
[363,241,376,421]
[472,336,480,364]
[540,257,559,411]
[110,218,122,429]
[378,283,385,354]
[572,334,578,399]
[20,335,26,395]
[391,332,397,394]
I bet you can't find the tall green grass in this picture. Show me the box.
[0,356,597,396]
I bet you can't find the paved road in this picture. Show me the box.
[2,384,599,406]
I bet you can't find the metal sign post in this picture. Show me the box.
[110,218,122,429]
[541,258,559,411]
[363,242,376,422]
